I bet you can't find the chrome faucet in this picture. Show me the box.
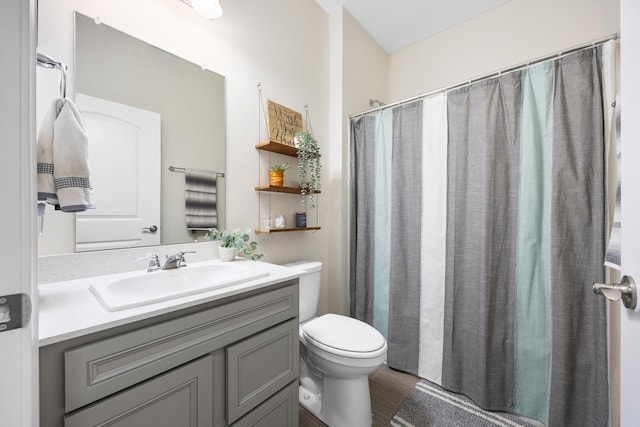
[161,251,196,270]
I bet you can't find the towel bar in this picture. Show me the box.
[168,165,225,177]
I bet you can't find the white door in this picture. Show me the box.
[620,0,640,426]
[0,0,38,426]
[75,94,161,251]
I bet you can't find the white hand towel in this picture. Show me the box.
[37,98,65,204]
[53,99,95,212]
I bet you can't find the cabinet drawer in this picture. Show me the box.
[227,318,299,424]
[65,355,213,427]
[65,284,297,412]
[232,381,299,427]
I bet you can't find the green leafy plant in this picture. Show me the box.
[294,130,321,210]
[268,162,290,172]
[204,228,264,260]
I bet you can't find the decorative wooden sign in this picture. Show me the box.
[267,100,302,147]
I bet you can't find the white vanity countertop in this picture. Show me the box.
[38,260,302,347]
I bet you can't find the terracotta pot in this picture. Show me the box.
[269,170,284,187]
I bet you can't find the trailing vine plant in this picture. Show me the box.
[294,130,321,210]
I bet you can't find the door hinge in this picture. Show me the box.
[0,294,32,332]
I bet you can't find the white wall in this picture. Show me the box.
[388,0,620,101]
[37,0,334,313]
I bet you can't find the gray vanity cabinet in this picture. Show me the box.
[40,280,299,427]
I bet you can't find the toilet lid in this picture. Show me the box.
[302,313,386,353]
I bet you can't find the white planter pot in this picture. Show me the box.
[218,245,237,262]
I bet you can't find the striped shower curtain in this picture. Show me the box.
[350,46,614,426]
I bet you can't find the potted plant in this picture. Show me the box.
[268,163,290,187]
[205,228,264,261]
[294,130,321,210]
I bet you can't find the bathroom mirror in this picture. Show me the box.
[41,12,226,254]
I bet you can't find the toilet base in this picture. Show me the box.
[299,374,373,427]
[299,383,322,416]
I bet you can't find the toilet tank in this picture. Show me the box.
[284,261,322,323]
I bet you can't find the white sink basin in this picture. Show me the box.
[90,262,270,311]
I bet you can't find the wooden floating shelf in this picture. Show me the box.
[255,185,321,195]
[255,185,301,194]
[255,227,321,234]
[255,140,298,157]
[255,140,320,158]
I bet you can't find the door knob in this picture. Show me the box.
[142,225,158,233]
[593,275,637,310]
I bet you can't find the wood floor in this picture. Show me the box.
[299,364,420,427]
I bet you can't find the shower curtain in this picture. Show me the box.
[350,45,614,426]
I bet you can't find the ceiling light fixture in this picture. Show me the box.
[192,0,223,19]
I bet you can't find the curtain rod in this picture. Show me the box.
[350,32,619,119]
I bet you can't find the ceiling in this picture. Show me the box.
[314,0,511,53]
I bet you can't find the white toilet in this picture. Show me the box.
[285,261,387,427]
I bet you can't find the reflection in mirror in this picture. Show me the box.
[75,93,163,251]
[39,12,226,255]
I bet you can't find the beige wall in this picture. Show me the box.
[388,0,620,102]
[326,8,388,314]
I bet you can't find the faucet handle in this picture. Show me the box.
[136,253,161,272]
[176,251,196,267]
[136,253,159,262]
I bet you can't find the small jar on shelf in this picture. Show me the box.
[274,213,286,229]
[295,212,307,228]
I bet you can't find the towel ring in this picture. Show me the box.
[36,52,68,98]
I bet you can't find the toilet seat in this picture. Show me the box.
[302,313,387,359]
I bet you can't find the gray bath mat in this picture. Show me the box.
[390,380,543,427]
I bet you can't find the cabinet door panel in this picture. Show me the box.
[64,356,212,427]
[232,381,299,427]
[227,319,299,423]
